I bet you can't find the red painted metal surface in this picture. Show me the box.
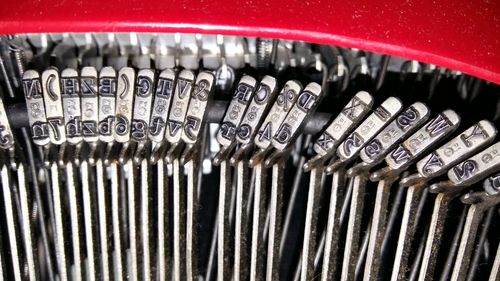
[0,0,499,84]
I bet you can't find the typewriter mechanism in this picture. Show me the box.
[0,32,498,281]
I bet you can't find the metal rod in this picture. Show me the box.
[266,162,284,281]
[341,173,368,281]
[355,220,371,279]
[466,207,495,281]
[0,231,4,281]
[489,242,500,281]
[1,166,23,281]
[439,207,468,281]
[173,157,186,281]
[5,101,332,135]
[218,160,232,281]
[17,164,39,281]
[418,193,451,281]
[186,155,200,281]
[300,167,323,281]
[111,162,126,281]
[234,160,250,281]
[250,163,267,281]
[391,185,425,281]
[21,128,55,281]
[140,158,154,281]
[50,162,70,281]
[96,159,113,281]
[157,159,171,281]
[80,161,100,281]
[409,224,429,281]
[363,176,397,281]
[280,146,309,255]
[127,160,141,281]
[451,200,496,281]
[321,169,347,281]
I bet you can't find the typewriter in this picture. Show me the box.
[0,1,499,281]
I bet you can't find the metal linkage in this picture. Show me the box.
[327,96,404,281]
[391,121,497,281]
[0,42,497,281]
[363,109,459,281]
[419,141,500,281]
[302,91,374,281]
[449,174,500,281]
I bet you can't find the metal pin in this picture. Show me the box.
[419,141,500,281]
[450,176,500,281]
[1,165,23,281]
[80,161,100,281]
[65,161,85,281]
[157,158,171,281]
[41,68,66,145]
[95,159,113,281]
[111,162,126,281]
[49,162,70,281]
[392,120,497,281]
[17,164,40,281]
[80,66,99,143]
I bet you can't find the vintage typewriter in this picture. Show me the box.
[0,1,499,281]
